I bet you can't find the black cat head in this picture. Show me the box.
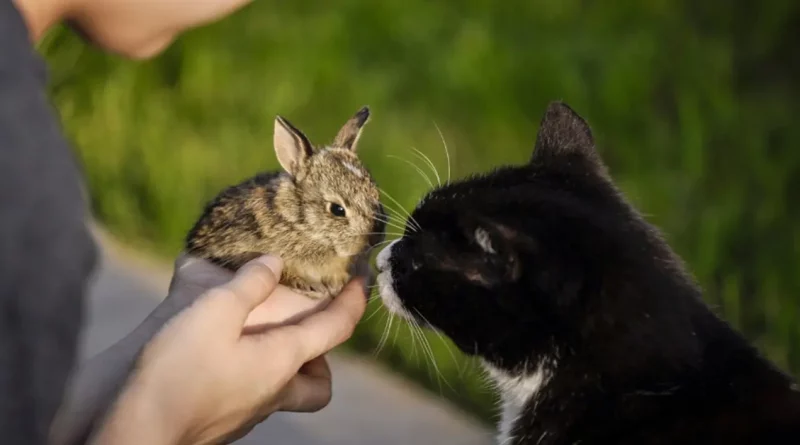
[376,102,697,373]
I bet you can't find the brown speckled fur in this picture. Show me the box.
[186,107,385,299]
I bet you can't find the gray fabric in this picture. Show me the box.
[0,1,98,444]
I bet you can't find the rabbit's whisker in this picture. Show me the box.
[386,154,434,189]
[410,146,441,186]
[434,122,451,184]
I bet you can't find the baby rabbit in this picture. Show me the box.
[185,106,386,300]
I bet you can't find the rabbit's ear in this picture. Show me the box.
[333,106,370,151]
[274,115,313,174]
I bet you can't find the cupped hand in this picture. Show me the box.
[91,255,368,445]
[166,253,335,331]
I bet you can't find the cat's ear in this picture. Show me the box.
[458,215,522,286]
[530,101,605,171]
[274,115,314,175]
[332,106,370,151]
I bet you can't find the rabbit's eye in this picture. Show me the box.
[328,202,347,217]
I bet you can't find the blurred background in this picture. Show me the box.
[39,0,798,424]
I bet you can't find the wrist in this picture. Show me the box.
[90,370,186,445]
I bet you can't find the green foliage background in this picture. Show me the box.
[40,0,799,423]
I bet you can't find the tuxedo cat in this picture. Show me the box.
[375,102,800,444]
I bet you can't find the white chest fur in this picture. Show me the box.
[483,360,551,445]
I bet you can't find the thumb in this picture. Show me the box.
[207,255,284,329]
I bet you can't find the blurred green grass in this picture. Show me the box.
[40,0,799,423]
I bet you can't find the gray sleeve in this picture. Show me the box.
[0,1,99,444]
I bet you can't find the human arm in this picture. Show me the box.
[87,255,367,445]
[50,253,335,445]
[0,3,99,443]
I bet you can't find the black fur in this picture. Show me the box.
[378,102,800,444]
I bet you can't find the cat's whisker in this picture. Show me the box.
[391,316,401,349]
[433,121,451,184]
[406,318,434,383]
[386,154,434,189]
[378,188,422,232]
[409,316,453,394]
[406,322,420,364]
[476,366,499,395]
[377,188,418,225]
[353,232,405,238]
[422,330,454,394]
[377,198,419,232]
[363,301,384,323]
[375,221,407,234]
[372,214,408,233]
[373,212,404,226]
[374,312,395,357]
[465,356,483,382]
[367,238,403,248]
[413,309,464,380]
[380,203,418,233]
[370,310,389,356]
[368,238,401,251]
[363,296,385,319]
[376,196,405,216]
[386,213,411,229]
[366,239,402,253]
[409,146,441,186]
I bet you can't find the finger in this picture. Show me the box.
[299,355,331,379]
[271,278,367,362]
[348,254,376,300]
[242,285,330,332]
[168,253,235,299]
[347,251,371,278]
[218,421,259,444]
[173,252,229,279]
[200,255,283,329]
[277,373,333,413]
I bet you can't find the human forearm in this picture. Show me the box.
[50,295,195,445]
[87,373,185,445]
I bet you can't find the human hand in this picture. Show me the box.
[164,253,336,331]
[90,255,368,445]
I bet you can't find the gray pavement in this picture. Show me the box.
[78,233,495,445]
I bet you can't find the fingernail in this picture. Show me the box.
[256,255,283,276]
[177,257,199,271]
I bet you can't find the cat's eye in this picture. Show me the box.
[328,202,347,217]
